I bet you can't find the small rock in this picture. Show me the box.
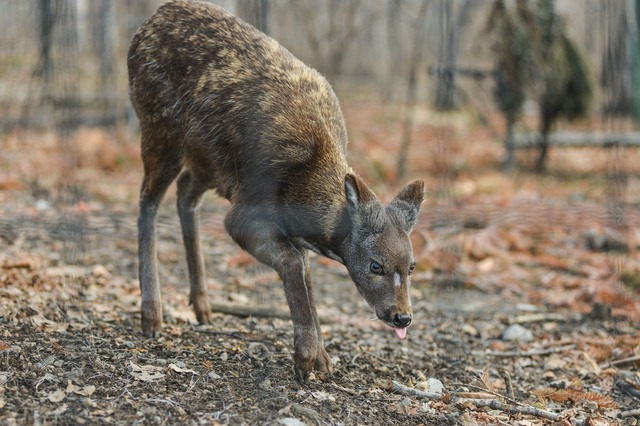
[92,264,110,277]
[208,371,221,380]
[427,378,445,394]
[278,418,305,426]
[259,379,271,390]
[36,199,50,211]
[502,324,533,343]
[461,323,479,336]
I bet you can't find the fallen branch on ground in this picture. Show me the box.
[509,313,574,324]
[484,344,575,358]
[619,408,640,418]
[454,392,496,399]
[456,398,561,421]
[388,379,563,422]
[194,330,266,343]
[451,382,522,406]
[390,381,441,400]
[601,354,640,368]
[210,303,291,320]
[615,380,640,398]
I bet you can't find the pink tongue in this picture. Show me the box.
[394,327,407,339]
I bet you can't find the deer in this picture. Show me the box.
[127,0,424,381]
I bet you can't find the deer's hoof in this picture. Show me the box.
[314,347,333,373]
[191,295,212,324]
[141,315,162,338]
[141,301,162,337]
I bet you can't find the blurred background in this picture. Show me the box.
[1,0,639,320]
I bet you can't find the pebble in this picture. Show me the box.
[278,418,305,426]
[427,378,445,394]
[259,379,271,390]
[502,324,533,342]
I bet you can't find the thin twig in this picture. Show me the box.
[451,383,523,406]
[615,380,640,398]
[601,354,640,368]
[454,392,496,399]
[484,344,576,358]
[619,408,640,418]
[499,369,514,400]
[508,313,574,324]
[456,398,560,421]
[331,383,364,396]
[146,398,180,406]
[391,380,441,400]
[210,303,291,320]
[194,329,266,343]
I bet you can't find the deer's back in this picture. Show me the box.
[128,0,349,204]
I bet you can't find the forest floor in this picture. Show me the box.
[1,96,640,425]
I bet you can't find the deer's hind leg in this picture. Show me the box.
[177,167,214,324]
[138,131,182,337]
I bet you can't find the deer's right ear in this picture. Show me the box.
[344,173,376,214]
[344,174,360,213]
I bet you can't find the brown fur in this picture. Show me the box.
[128,0,424,381]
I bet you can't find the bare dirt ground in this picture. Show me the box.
[1,102,640,425]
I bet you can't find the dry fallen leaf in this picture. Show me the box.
[48,389,66,403]
[74,385,96,397]
[169,363,197,374]
[129,361,166,382]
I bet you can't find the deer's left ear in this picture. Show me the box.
[387,180,425,233]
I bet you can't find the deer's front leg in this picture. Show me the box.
[225,206,321,382]
[280,251,322,381]
[302,251,332,374]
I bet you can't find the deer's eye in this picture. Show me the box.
[408,262,416,275]
[369,261,384,275]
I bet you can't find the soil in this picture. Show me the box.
[1,120,640,425]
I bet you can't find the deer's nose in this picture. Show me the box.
[393,313,412,328]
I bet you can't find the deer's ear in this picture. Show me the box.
[344,173,375,214]
[387,180,425,233]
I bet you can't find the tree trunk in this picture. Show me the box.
[39,0,56,99]
[397,0,430,181]
[503,116,516,171]
[384,0,403,102]
[434,0,472,111]
[238,0,270,33]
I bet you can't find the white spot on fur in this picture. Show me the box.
[394,272,401,287]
